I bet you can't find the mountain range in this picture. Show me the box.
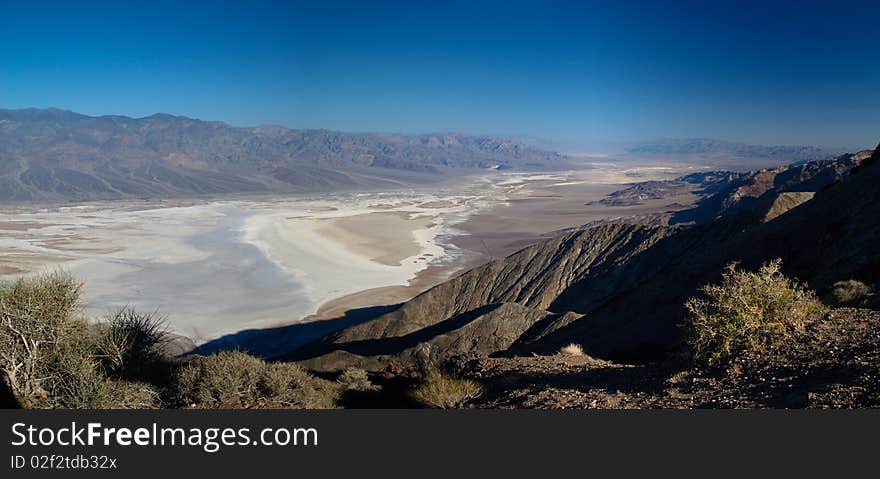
[626,138,847,170]
[1,108,856,204]
[0,108,570,203]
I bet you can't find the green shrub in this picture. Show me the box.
[95,307,168,380]
[174,351,338,409]
[0,272,85,407]
[684,259,826,367]
[410,374,482,409]
[831,280,873,306]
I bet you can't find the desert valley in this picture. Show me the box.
[4,4,880,477]
[1,108,877,410]
[0,135,701,346]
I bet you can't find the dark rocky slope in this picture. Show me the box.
[670,150,871,224]
[296,144,880,370]
[602,150,870,224]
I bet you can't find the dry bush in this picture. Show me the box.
[95,307,168,380]
[0,272,166,409]
[174,351,338,409]
[337,367,373,391]
[0,272,85,407]
[410,374,482,409]
[101,380,161,409]
[260,362,338,409]
[684,259,826,367]
[831,280,873,306]
[48,350,159,409]
[559,343,584,356]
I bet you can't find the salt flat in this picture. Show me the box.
[0,165,692,343]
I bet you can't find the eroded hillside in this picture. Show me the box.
[296,145,880,371]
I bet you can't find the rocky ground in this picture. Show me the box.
[461,307,880,409]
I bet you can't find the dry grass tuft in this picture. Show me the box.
[410,373,482,409]
[95,307,168,380]
[684,259,826,368]
[559,343,584,356]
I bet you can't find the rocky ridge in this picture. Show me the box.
[296,144,880,371]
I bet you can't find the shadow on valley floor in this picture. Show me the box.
[190,304,402,359]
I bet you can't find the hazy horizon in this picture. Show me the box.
[3,106,871,155]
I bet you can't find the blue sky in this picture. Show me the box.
[1,0,877,149]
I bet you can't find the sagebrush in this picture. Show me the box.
[0,272,85,407]
[410,374,482,409]
[174,350,338,409]
[831,280,873,306]
[0,273,163,408]
[1,272,344,410]
[337,367,373,391]
[684,259,826,367]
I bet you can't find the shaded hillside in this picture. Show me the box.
[670,150,871,224]
[0,108,570,202]
[597,150,870,224]
[296,144,880,370]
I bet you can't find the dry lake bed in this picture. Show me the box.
[0,164,701,344]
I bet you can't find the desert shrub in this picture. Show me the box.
[0,272,86,407]
[46,347,104,408]
[831,280,873,306]
[410,374,482,409]
[47,349,158,409]
[559,343,584,356]
[683,259,826,367]
[95,307,168,379]
[0,273,166,408]
[260,362,338,409]
[174,351,338,409]
[101,380,161,409]
[337,367,373,391]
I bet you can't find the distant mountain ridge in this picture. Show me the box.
[0,108,570,203]
[627,138,848,170]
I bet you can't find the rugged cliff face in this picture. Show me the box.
[297,145,880,371]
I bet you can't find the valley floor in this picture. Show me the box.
[0,162,703,350]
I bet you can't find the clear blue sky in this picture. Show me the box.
[1,0,877,149]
